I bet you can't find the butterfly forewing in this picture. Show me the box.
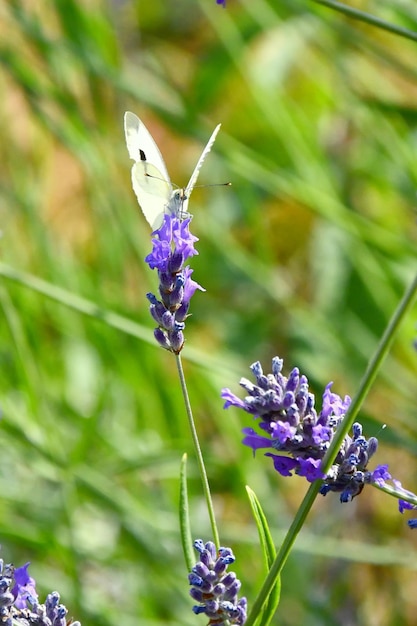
[184,124,221,198]
[125,111,173,228]
[124,112,171,184]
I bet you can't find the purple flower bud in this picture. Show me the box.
[169,329,184,353]
[168,250,185,273]
[190,587,204,602]
[154,328,172,351]
[286,368,300,392]
[193,562,210,578]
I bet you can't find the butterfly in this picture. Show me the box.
[124,111,221,230]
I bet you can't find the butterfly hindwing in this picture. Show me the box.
[131,161,172,230]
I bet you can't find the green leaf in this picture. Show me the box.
[246,486,281,626]
[179,453,195,572]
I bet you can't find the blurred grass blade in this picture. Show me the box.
[0,262,243,377]
[246,486,281,626]
[180,453,195,572]
[312,0,417,42]
[0,262,152,342]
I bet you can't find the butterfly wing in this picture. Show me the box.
[124,111,173,229]
[167,124,221,221]
[124,111,171,181]
[131,161,173,230]
[184,123,221,201]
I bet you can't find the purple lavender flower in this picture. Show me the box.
[145,214,205,353]
[189,539,247,626]
[12,562,37,608]
[0,560,80,626]
[217,0,226,6]
[221,357,387,502]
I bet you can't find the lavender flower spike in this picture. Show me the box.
[222,356,417,515]
[222,357,345,484]
[0,560,80,626]
[189,539,247,626]
[145,214,205,353]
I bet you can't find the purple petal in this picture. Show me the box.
[145,239,171,270]
[265,452,298,477]
[370,464,391,486]
[311,424,332,444]
[183,266,205,303]
[399,499,416,514]
[12,563,38,609]
[297,457,325,482]
[320,382,351,421]
[172,219,199,260]
[241,427,272,450]
[221,389,247,410]
[269,420,295,443]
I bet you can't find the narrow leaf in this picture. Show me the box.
[246,486,281,626]
[179,453,195,572]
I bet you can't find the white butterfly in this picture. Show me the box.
[124,111,221,230]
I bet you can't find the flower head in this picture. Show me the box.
[189,539,247,626]
[145,214,205,353]
[221,357,393,503]
[0,560,80,626]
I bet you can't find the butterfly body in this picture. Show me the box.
[124,111,221,230]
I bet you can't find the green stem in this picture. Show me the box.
[372,481,417,507]
[175,354,220,549]
[311,0,417,43]
[0,261,221,547]
[245,269,417,626]
[320,269,417,475]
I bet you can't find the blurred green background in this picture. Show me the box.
[1,0,417,625]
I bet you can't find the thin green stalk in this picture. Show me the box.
[311,0,417,43]
[321,269,417,475]
[175,353,220,549]
[0,261,221,546]
[245,269,417,626]
[373,480,417,507]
